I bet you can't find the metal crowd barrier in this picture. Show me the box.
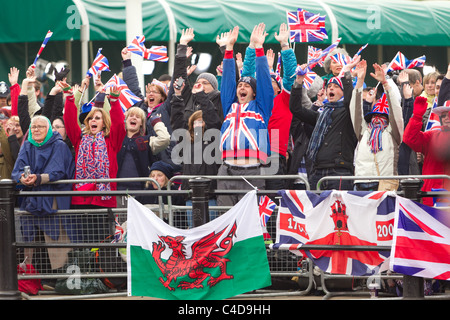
[1,174,449,300]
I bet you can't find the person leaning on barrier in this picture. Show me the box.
[350,60,404,191]
[289,56,360,191]
[11,115,78,272]
[216,24,274,207]
[61,81,126,242]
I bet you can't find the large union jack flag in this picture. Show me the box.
[287,8,327,43]
[104,74,142,112]
[390,196,450,280]
[87,48,110,78]
[127,35,169,62]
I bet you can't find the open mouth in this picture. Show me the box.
[328,92,335,99]
[130,120,137,126]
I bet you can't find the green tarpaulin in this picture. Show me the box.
[1,0,449,46]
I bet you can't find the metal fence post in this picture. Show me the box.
[0,179,21,300]
[189,177,211,227]
[400,178,424,299]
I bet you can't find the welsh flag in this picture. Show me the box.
[127,190,271,300]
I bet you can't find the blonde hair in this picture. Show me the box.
[126,106,146,135]
[423,71,439,86]
[82,107,111,136]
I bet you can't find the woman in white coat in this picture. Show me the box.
[350,60,404,191]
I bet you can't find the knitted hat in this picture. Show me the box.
[270,73,281,91]
[327,76,343,91]
[150,160,174,179]
[238,76,257,94]
[196,73,218,91]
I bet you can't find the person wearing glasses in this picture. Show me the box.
[11,115,78,274]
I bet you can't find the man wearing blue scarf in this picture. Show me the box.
[289,56,360,190]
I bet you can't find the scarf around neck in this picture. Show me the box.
[368,116,388,153]
[28,119,53,147]
[75,131,111,199]
[307,99,345,162]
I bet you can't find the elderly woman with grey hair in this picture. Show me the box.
[12,115,78,273]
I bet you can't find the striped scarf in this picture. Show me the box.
[306,99,344,162]
[368,116,388,153]
[75,132,111,200]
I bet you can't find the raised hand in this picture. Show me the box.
[8,67,19,86]
[121,47,131,60]
[216,31,230,47]
[370,63,386,83]
[180,28,195,45]
[353,59,367,88]
[250,23,268,49]
[266,49,275,70]
[274,23,289,48]
[225,26,239,50]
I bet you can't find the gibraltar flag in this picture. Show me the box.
[274,190,396,275]
[127,191,271,300]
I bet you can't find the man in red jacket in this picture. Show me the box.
[403,97,450,206]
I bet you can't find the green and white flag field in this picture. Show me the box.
[127,190,271,300]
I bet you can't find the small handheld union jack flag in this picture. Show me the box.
[307,46,323,68]
[355,43,368,56]
[287,8,327,43]
[425,98,441,132]
[330,53,351,67]
[386,51,426,73]
[104,74,142,112]
[127,35,169,62]
[307,38,341,69]
[33,30,53,66]
[87,48,110,78]
[303,71,318,90]
[259,196,276,227]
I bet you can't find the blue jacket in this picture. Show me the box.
[12,132,75,216]
[220,48,274,163]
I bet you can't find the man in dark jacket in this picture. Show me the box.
[289,57,360,190]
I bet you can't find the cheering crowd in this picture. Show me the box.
[2,23,450,278]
